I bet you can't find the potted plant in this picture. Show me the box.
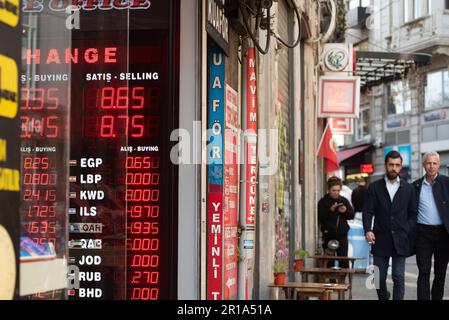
[293,248,309,271]
[273,262,288,285]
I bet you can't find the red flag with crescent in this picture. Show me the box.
[317,123,340,173]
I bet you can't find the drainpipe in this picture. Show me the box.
[288,6,297,282]
[300,41,306,249]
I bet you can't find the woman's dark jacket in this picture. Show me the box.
[318,194,355,240]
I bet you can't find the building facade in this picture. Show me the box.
[343,0,447,183]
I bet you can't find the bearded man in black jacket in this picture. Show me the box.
[363,151,418,300]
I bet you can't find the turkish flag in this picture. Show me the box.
[317,123,340,173]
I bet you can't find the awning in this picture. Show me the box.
[338,144,372,162]
[355,51,432,90]
[346,173,369,181]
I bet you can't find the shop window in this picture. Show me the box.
[422,126,436,142]
[387,81,411,115]
[385,130,410,146]
[385,132,396,146]
[397,130,410,145]
[425,70,449,109]
[356,108,370,140]
[437,123,449,140]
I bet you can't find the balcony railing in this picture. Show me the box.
[391,13,449,52]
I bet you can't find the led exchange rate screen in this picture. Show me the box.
[20,1,179,300]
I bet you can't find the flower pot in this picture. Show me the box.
[273,272,286,285]
[293,259,304,271]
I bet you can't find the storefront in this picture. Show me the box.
[204,0,249,300]
[338,144,373,185]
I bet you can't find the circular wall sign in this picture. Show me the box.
[0,225,16,300]
[324,48,349,72]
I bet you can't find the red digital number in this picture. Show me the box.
[23,173,57,186]
[127,222,159,235]
[99,86,145,109]
[101,87,115,109]
[23,189,40,201]
[130,254,159,267]
[20,88,60,110]
[132,87,145,109]
[125,173,159,186]
[116,87,129,109]
[131,288,158,300]
[24,157,50,170]
[28,221,56,234]
[27,205,56,218]
[20,116,60,138]
[99,115,145,138]
[127,206,160,218]
[131,271,159,284]
[125,156,159,169]
[125,189,160,202]
[100,115,115,137]
[127,238,160,252]
[46,116,59,138]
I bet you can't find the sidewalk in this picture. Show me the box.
[351,257,449,300]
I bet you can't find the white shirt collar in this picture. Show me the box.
[384,176,400,185]
[423,173,438,186]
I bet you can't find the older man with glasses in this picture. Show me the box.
[413,152,449,300]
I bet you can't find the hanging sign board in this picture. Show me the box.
[318,76,360,118]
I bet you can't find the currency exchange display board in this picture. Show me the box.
[19,0,178,300]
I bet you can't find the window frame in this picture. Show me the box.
[404,0,431,23]
[355,107,371,141]
[387,80,412,116]
[425,69,449,110]
[413,0,421,20]
[404,0,409,23]
[385,130,411,147]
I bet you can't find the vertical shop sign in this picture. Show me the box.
[223,84,238,300]
[246,48,257,226]
[206,0,229,55]
[0,0,21,300]
[207,45,225,300]
[238,46,257,300]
